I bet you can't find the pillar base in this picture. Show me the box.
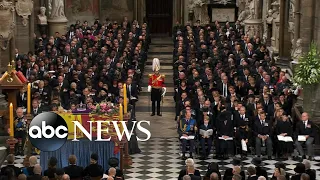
[48,17,68,36]
[244,19,262,38]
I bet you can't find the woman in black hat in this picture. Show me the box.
[291,163,306,180]
[251,157,268,179]
[83,153,104,178]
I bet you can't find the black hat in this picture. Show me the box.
[294,163,305,174]
[275,162,286,169]
[108,157,119,168]
[247,94,255,99]
[232,158,241,166]
[251,157,264,166]
[101,88,108,93]
[91,153,99,161]
[55,168,65,176]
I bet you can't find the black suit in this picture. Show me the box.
[127,83,138,118]
[31,107,43,117]
[17,92,27,108]
[294,120,316,157]
[255,166,268,179]
[64,165,84,179]
[247,175,258,180]
[253,119,273,156]
[83,163,104,178]
[1,165,22,177]
[27,174,43,180]
[306,169,316,180]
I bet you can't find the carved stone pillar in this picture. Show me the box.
[47,0,68,36]
[244,19,262,38]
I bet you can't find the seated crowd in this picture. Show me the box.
[178,157,316,180]
[0,154,123,180]
[15,17,150,114]
[1,17,150,179]
[173,20,316,163]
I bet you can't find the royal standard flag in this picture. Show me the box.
[59,113,83,140]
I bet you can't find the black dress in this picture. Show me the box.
[275,120,293,155]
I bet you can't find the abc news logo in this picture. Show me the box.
[29,112,151,152]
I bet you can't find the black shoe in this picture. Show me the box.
[151,113,155,116]
[308,156,314,161]
[302,155,307,159]
[182,155,187,160]
[157,114,162,116]
[268,156,272,160]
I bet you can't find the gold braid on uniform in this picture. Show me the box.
[180,119,187,132]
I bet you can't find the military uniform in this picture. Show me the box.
[148,73,165,116]
[14,116,27,155]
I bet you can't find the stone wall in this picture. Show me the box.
[65,0,100,26]
[15,15,30,54]
[100,0,134,22]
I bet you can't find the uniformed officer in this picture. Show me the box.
[148,58,166,116]
[14,107,27,155]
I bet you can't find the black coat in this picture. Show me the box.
[83,163,104,177]
[294,120,316,139]
[255,166,268,179]
[63,165,84,179]
[253,119,272,136]
[0,165,22,177]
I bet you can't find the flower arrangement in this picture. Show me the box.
[294,42,320,85]
[91,101,119,116]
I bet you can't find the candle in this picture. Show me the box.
[27,83,31,114]
[119,104,123,133]
[9,103,14,137]
[123,84,128,113]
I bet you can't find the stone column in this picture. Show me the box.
[279,0,291,57]
[299,0,316,52]
[244,19,263,38]
[47,0,68,36]
[294,0,301,42]
[244,0,263,38]
[29,9,35,53]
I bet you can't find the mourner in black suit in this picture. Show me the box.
[253,112,273,159]
[199,116,213,159]
[234,106,252,157]
[0,154,22,177]
[63,155,84,180]
[216,110,234,158]
[294,112,316,159]
[126,77,138,118]
[31,99,43,117]
[17,89,28,109]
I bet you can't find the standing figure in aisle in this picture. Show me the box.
[148,58,166,116]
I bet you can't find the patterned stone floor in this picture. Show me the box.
[124,137,320,180]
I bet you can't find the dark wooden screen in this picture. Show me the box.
[146,0,173,35]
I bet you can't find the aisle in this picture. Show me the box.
[134,37,177,138]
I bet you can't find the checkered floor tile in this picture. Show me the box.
[1,139,320,180]
[124,137,320,180]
